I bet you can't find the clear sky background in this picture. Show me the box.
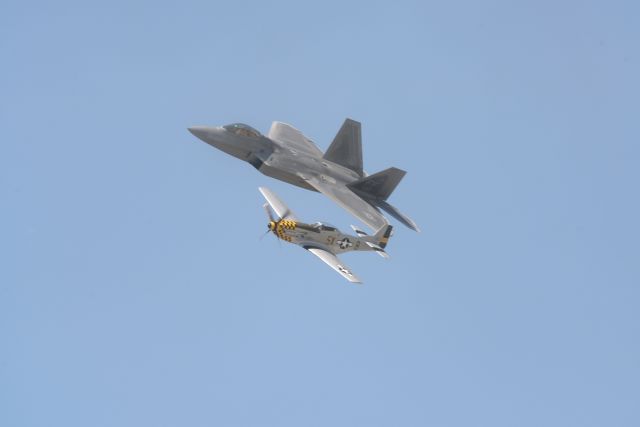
[2,1,639,426]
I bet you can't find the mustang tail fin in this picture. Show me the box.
[323,118,363,176]
[374,224,393,249]
[363,224,393,258]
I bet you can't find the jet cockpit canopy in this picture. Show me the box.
[224,123,262,138]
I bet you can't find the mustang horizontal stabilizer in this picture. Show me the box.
[323,118,363,176]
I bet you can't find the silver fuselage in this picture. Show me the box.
[269,219,375,255]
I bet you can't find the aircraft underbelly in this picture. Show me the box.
[258,163,317,191]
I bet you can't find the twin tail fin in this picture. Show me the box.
[323,118,363,176]
[326,118,420,232]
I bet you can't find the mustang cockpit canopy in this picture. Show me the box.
[224,123,262,138]
[311,222,337,232]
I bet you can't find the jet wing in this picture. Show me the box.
[268,122,324,157]
[259,187,297,221]
[299,174,388,232]
[307,247,362,284]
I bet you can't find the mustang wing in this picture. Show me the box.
[307,247,362,284]
[259,187,297,221]
[299,174,388,232]
[268,122,323,156]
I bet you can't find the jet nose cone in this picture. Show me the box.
[187,126,210,141]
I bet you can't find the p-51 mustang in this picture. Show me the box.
[259,187,393,284]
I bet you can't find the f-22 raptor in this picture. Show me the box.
[188,119,419,232]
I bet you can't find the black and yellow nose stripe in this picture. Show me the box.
[275,220,296,242]
[279,220,297,230]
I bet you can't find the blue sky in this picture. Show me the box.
[2,1,639,426]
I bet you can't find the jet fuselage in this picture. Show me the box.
[188,125,360,192]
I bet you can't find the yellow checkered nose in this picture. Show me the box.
[268,221,276,231]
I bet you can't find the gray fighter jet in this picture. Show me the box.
[188,119,419,232]
[259,187,392,283]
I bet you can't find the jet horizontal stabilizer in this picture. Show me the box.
[347,169,420,232]
[375,200,420,232]
[347,167,406,201]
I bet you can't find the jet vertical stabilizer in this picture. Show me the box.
[323,118,363,176]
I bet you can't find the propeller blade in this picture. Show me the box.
[263,203,276,222]
[259,229,270,240]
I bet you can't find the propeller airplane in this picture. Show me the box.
[259,187,393,284]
